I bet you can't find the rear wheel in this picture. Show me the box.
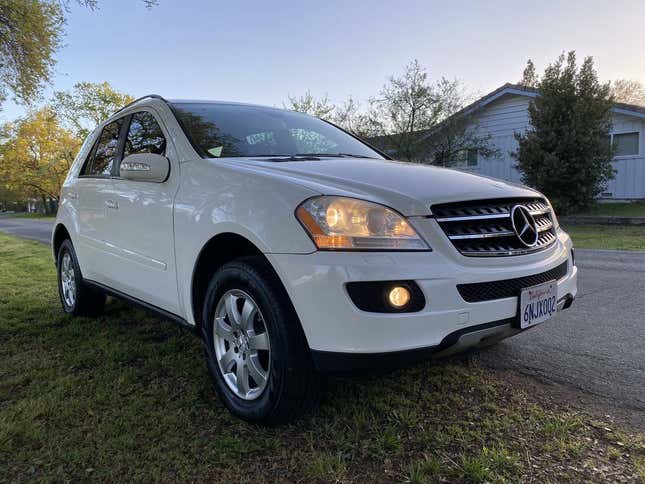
[202,257,318,424]
[57,239,106,317]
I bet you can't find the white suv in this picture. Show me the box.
[53,95,577,423]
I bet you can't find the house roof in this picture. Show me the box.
[458,82,645,119]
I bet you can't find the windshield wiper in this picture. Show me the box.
[295,153,378,159]
[252,155,321,161]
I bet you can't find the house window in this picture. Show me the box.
[466,149,478,167]
[451,148,478,168]
[613,132,639,157]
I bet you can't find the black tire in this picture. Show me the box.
[202,256,318,424]
[57,239,106,317]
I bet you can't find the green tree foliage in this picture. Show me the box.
[0,0,65,106]
[52,81,134,138]
[368,60,497,163]
[515,51,615,214]
[0,107,80,211]
[519,59,539,88]
[0,81,132,210]
[0,1,155,109]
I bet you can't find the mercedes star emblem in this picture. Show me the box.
[510,205,539,247]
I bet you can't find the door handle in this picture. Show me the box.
[105,200,118,210]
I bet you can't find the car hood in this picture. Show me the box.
[230,157,540,216]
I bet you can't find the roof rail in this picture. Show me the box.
[111,94,168,118]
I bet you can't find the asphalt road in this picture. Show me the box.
[0,216,53,245]
[1,217,643,411]
[479,248,645,411]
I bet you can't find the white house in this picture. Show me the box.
[448,83,645,200]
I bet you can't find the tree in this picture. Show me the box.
[519,59,539,88]
[284,90,336,119]
[611,78,645,106]
[284,61,496,163]
[284,92,376,138]
[331,96,380,139]
[0,107,80,212]
[514,51,615,214]
[52,81,133,138]
[368,59,494,163]
[0,1,65,106]
[0,0,155,109]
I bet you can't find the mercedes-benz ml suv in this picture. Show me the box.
[53,95,577,423]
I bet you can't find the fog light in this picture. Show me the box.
[346,280,424,313]
[388,286,411,308]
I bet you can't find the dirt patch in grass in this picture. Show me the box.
[1,232,644,482]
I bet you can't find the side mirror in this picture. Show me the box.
[120,153,170,183]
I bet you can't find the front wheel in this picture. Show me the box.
[202,257,318,424]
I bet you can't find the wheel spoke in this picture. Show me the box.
[225,294,242,329]
[219,348,237,372]
[247,354,267,386]
[214,317,235,342]
[240,298,256,331]
[248,332,269,351]
[236,360,250,395]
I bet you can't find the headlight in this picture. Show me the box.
[295,196,430,251]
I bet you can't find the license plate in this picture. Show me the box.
[519,280,557,329]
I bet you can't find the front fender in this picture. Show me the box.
[173,159,319,323]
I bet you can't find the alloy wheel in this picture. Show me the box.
[212,289,271,400]
[60,252,76,308]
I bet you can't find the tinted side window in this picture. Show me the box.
[79,137,100,176]
[124,112,166,158]
[84,119,124,176]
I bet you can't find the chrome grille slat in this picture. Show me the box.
[449,231,516,240]
[436,213,510,223]
[432,198,557,257]
[436,204,550,223]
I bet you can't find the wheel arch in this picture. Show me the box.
[52,223,71,265]
[191,232,282,332]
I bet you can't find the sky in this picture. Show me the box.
[3,0,645,121]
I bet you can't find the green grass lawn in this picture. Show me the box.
[1,233,643,482]
[574,201,645,217]
[564,224,645,250]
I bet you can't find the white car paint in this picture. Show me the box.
[54,97,577,358]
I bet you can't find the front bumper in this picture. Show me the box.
[310,294,573,373]
[267,229,577,367]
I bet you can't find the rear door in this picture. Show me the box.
[100,109,181,314]
[73,118,125,283]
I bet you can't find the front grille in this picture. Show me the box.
[457,261,568,303]
[432,198,557,257]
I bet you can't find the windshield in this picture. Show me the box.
[170,102,384,160]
